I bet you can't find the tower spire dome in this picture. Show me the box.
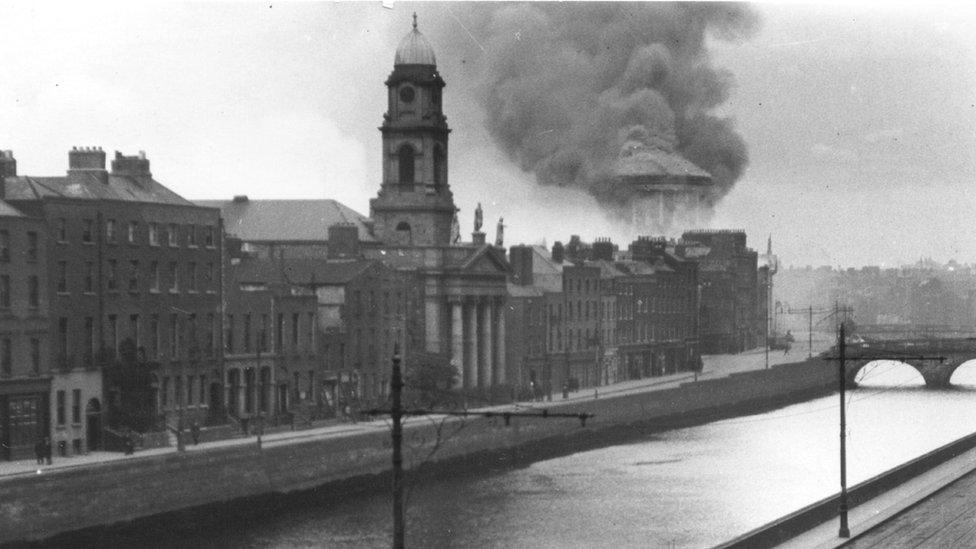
[395,13,436,66]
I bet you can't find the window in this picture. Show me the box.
[187,262,197,292]
[170,314,179,358]
[56,218,67,242]
[27,231,38,261]
[30,339,40,376]
[82,219,93,243]
[187,225,197,247]
[187,314,197,355]
[149,314,159,358]
[225,314,235,353]
[162,377,169,408]
[0,230,9,262]
[168,223,178,247]
[56,390,66,425]
[206,313,215,357]
[108,314,118,353]
[0,338,10,376]
[243,314,251,353]
[129,314,140,348]
[27,275,39,307]
[56,262,67,293]
[128,260,139,292]
[259,314,268,352]
[199,376,207,407]
[72,389,81,423]
[205,262,214,291]
[176,376,183,407]
[58,317,68,359]
[169,262,178,292]
[84,317,95,362]
[0,275,9,307]
[291,313,299,348]
[398,144,415,185]
[150,261,160,292]
[276,313,283,353]
[149,223,159,246]
[105,219,117,243]
[205,226,215,247]
[107,259,118,291]
[127,221,138,244]
[307,312,314,351]
[84,262,94,293]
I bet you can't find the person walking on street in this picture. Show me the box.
[191,421,201,445]
[34,438,44,465]
[44,437,52,465]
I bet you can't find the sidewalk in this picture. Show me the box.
[0,339,832,480]
[777,445,976,548]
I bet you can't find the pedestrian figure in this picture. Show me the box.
[241,416,250,436]
[190,421,201,445]
[34,438,44,465]
[124,432,135,455]
[44,437,52,464]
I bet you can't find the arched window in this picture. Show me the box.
[398,144,415,186]
[433,144,446,188]
[396,222,412,245]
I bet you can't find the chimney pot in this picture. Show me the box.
[233,195,249,203]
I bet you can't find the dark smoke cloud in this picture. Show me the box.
[436,3,758,210]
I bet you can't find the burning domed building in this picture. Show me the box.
[614,143,715,235]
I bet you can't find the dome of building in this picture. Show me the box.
[394,14,436,66]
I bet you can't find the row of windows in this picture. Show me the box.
[225,312,315,355]
[160,374,210,410]
[56,260,215,295]
[57,218,216,249]
[55,389,83,425]
[0,275,41,308]
[0,230,39,263]
[56,313,219,363]
[0,337,42,377]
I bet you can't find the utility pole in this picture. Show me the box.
[366,347,593,549]
[825,320,943,539]
[837,321,849,538]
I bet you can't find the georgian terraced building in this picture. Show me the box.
[3,148,223,455]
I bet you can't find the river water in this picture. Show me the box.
[113,362,976,548]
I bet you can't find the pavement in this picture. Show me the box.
[778,444,976,548]
[0,335,833,481]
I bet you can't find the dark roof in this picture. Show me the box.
[196,199,376,243]
[233,257,377,286]
[4,174,194,206]
[0,197,25,218]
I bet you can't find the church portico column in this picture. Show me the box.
[480,297,493,388]
[450,298,464,388]
[465,298,478,389]
[494,298,506,386]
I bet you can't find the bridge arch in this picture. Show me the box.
[848,360,924,388]
[947,359,976,386]
[846,354,976,388]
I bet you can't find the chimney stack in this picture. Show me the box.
[591,237,615,261]
[68,146,108,185]
[327,223,360,259]
[551,241,565,264]
[509,245,534,286]
[110,150,152,183]
[0,150,13,200]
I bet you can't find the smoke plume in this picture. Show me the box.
[439,3,758,213]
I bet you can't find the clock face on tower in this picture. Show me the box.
[399,86,415,103]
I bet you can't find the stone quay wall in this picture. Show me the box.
[1,357,834,544]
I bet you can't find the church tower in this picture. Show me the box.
[370,15,456,247]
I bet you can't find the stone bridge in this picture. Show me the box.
[841,338,976,388]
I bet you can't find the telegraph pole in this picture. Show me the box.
[825,320,943,539]
[366,348,593,548]
[837,322,849,538]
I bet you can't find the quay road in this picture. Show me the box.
[0,338,829,480]
[778,442,976,548]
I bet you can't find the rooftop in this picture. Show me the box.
[196,197,376,243]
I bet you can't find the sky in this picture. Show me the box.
[0,1,974,268]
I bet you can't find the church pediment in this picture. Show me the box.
[459,246,510,275]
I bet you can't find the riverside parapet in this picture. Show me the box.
[1,357,834,544]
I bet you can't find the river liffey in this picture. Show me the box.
[97,362,976,548]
